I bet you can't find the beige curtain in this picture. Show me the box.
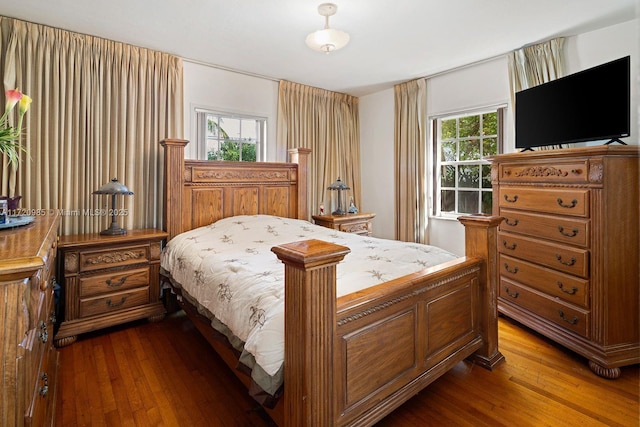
[0,16,183,235]
[276,80,360,219]
[508,38,565,113]
[394,78,427,243]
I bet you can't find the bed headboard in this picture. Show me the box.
[160,139,311,241]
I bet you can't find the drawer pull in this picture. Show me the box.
[558,310,578,325]
[555,254,576,266]
[502,240,517,250]
[504,194,518,203]
[39,373,49,397]
[38,321,49,343]
[557,281,578,295]
[106,276,128,287]
[556,198,578,209]
[557,226,579,237]
[106,297,127,308]
[505,287,519,298]
[504,263,519,274]
[504,218,519,226]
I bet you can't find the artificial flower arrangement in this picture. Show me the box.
[0,89,32,166]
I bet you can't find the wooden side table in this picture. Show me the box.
[54,229,167,347]
[312,212,375,236]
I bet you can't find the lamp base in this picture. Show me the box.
[100,225,127,236]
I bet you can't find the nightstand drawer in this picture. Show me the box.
[80,267,150,297]
[79,287,150,318]
[79,245,149,272]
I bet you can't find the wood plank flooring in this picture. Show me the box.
[55,312,639,426]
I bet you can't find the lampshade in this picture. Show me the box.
[93,178,133,235]
[306,3,350,54]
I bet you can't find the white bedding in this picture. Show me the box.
[160,215,457,395]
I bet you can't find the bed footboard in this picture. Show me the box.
[272,214,503,427]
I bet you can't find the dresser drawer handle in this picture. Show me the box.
[557,226,579,237]
[505,287,519,298]
[502,240,517,250]
[38,321,49,343]
[39,373,49,397]
[504,263,518,274]
[504,194,518,203]
[106,276,128,287]
[504,218,519,226]
[556,198,578,209]
[555,254,576,266]
[106,297,127,307]
[558,310,578,325]
[557,281,578,295]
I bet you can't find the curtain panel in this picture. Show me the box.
[394,78,427,244]
[0,16,183,235]
[276,80,360,219]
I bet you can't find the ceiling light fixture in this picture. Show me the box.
[305,3,350,54]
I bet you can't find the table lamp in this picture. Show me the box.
[93,178,133,235]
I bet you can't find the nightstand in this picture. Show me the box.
[312,212,375,236]
[54,229,167,347]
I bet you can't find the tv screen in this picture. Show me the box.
[515,56,630,150]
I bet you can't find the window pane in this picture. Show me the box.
[441,190,455,213]
[460,139,480,160]
[483,112,497,136]
[241,119,257,140]
[441,165,455,187]
[441,119,457,139]
[458,191,479,214]
[458,165,479,188]
[482,164,492,188]
[482,137,497,157]
[459,115,480,138]
[481,191,493,214]
[441,140,456,161]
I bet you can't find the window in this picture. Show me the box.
[195,109,266,161]
[433,108,504,216]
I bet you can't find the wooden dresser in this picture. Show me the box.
[489,145,639,378]
[0,214,60,426]
[54,229,167,347]
[312,212,375,236]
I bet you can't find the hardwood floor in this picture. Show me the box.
[55,312,639,426]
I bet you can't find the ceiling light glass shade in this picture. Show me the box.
[305,28,350,53]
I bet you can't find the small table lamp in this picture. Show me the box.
[93,178,133,235]
[327,177,350,216]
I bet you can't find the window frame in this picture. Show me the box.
[194,107,267,162]
[431,106,505,219]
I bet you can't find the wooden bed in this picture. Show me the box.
[159,138,505,426]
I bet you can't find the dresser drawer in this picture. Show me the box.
[499,187,589,217]
[498,232,589,278]
[79,244,149,273]
[500,278,589,338]
[26,343,59,427]
[79,287,150,318]
[80,267,150,298]
[499,160,589,183]
[500,254,589,307]
[499,209,590,247]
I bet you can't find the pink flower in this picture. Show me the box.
[4,89,23,116]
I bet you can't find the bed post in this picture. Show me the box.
[271,239,350,427]
[160,138,189,241]
[458,214,505,370]
[288,147,311,220]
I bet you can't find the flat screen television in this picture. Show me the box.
[515,55,630,150]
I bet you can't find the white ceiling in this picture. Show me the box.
[0,0,636,96]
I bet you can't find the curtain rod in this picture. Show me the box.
[182,57,280,83]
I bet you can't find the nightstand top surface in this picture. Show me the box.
[58,228,167,248]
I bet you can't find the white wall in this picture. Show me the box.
[360,19,639,256]
[183,61,280,160]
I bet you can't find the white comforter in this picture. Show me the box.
[160,215,457,391]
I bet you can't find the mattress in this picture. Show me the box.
[160,215,457,399]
